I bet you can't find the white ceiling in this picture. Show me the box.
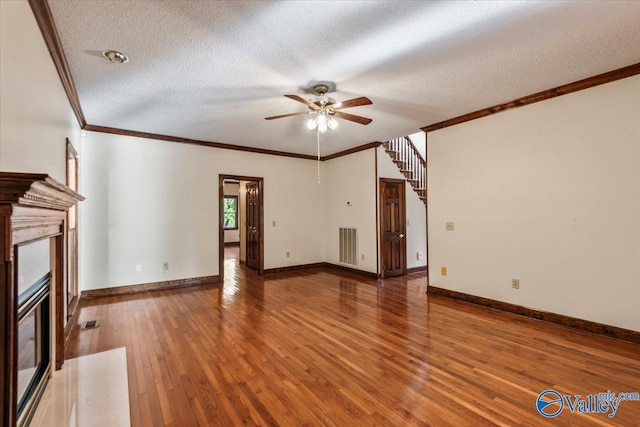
[47,1,640,157]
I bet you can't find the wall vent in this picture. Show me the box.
[339,227,358,266]
[81,320,98,330]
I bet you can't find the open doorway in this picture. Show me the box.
[218,175,264,282]
[222,179,241,265]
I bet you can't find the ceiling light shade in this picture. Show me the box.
[102,50,129,63]
[327,117,338,130]
[318,122,328,133]
[316,114,327,126]
[306,117,317,130]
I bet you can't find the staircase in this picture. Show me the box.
[383,136,426,205]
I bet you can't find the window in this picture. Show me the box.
[223,196,238,230]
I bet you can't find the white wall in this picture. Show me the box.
[0,0,81,182]
[223,182,240,243]
[377,146,428,270]
[408,131,426,161]
[79,131,325,290]
[428,74,640,331]
[323,149,377,273]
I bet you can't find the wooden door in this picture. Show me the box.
[380,179,406,278]
[246,181,260,270]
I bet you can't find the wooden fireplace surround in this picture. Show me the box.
[1,172,84,427]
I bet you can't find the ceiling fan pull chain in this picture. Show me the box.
[317,129,321,184]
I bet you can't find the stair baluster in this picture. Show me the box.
[383,136,426,205]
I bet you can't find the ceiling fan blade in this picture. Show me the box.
[333,111,372,125]
[332,97,372,110]
[284,94,319,110]
[265,111,310,120]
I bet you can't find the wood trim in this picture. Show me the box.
[406,266,428,274]
[427,286,640,344]
[85,124,319,161]
[323,263,379,279]
[80,275,220,299]
[218,177,224,283]
[28,0,86,128]
[264,263,325,275]
[424,132,429,288]
[321,142,382,161]
[421,63,640,133]
[374,147,379,277]
[63,295,80,345]
[223,242,240,247]
[0,213,15,427]
[52,235,64,370]
[263,262,379,279]
[66,139,78,159]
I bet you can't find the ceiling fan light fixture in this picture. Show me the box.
[327,117,338,130]
[317,122,328,133]
[306,117,317,130]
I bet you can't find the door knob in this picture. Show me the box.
[399,234,404,238]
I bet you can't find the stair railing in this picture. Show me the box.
[383,136,426,204]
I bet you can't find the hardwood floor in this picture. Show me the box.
[66,258,640,426]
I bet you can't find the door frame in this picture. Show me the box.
[218,175,264,282]
[378,178,407,278]
[64,139,79,331]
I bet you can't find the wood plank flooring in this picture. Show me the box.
[66,253,640,426]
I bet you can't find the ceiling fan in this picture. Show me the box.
[265,84,372,132]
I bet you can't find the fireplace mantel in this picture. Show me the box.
[1,172,84,427]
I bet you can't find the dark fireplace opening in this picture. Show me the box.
[17,272,51,426]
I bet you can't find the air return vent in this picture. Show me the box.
[339,227,357,266]
[81,320,98,330]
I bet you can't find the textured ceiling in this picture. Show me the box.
[47,1,640,156]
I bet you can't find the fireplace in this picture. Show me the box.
[16,267,51,425]
[1,172,84,427]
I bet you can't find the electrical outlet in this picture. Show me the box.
[417,251,422,260]
[136,265,142,272]
[441,266,447,276]
[512,278,520,289]
[272,220,276,227]
[163,262,169,271]
[446,222,455,231]
[286,251,290,258]
[361,254,365,261]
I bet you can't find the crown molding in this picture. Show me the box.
[85,124,382,162]
[321,142,382,161]
[83,124,319,160]
[28,0,86,128]
[421,63,640,133]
